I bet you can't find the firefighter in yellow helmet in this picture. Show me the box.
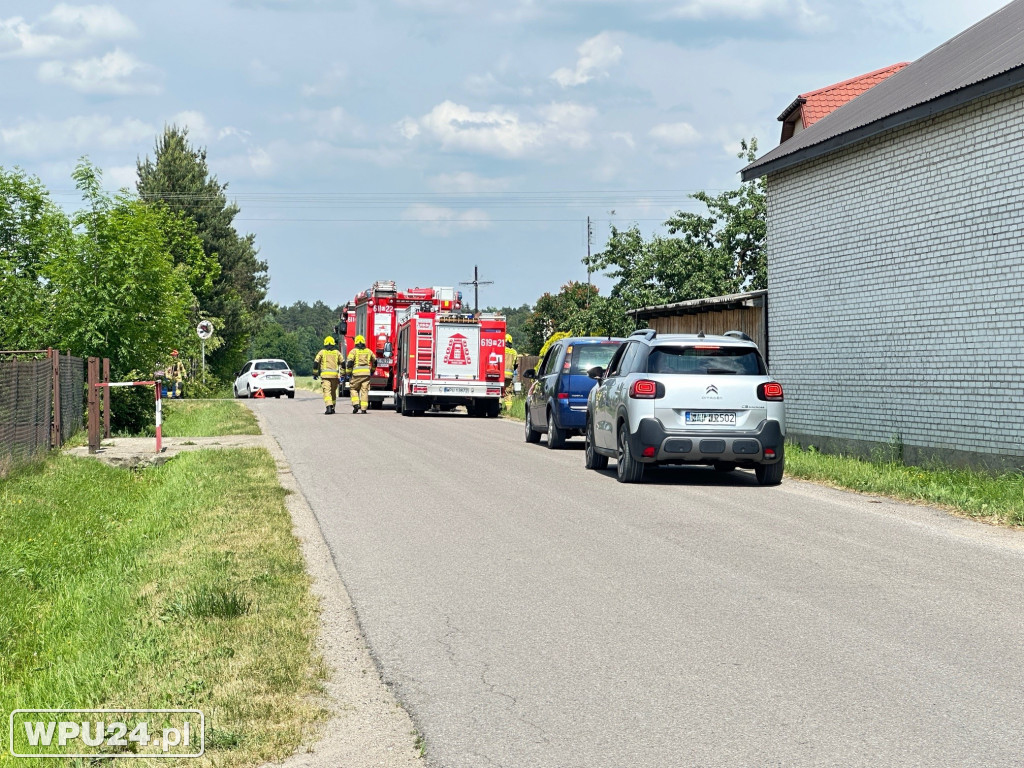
[503,333,518,398]
[313,336,342,414]
[346,334,377,413]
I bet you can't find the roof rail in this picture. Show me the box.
[723,330,753,342]
[630,328,657,341]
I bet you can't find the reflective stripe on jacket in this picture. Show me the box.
[347,347,376,375]
[504,347,518,378]
[315,348,342,377]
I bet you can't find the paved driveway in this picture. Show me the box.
[251,392,1024,768]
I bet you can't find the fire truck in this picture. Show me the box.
[340,281,464,408]
[394,305,506,417]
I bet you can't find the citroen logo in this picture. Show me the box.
[705,385,718,395]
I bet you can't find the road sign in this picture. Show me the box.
[196,321,213,340]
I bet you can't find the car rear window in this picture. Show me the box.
[255,361,290,371]
[567,342,622,374]
[647,346,765,375]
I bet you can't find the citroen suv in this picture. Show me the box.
[584,329,785,485]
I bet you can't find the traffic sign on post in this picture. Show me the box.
[196,321,213,382]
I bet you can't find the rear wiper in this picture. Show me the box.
[705,368,738,374]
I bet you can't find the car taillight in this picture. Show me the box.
[558,392,569,400]
[287,371,294,377]
[251,372,260,377]
[758,382,784,401]
[629,379,662,399]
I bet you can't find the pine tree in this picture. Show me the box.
[137,126,269,378]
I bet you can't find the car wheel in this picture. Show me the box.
[616,422,645,483]
[486,400,500,418]
[370,400,383,410]
[246,385,252,398]
[524,407,541,443]
[287,391,295,399]
[755,447,785,486]
[233,385,240,399]
[546,409,566,449]
[714,462,737,473]
[584,417,608,470]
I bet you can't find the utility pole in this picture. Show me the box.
[586,215,593,308]
[459,265,493,313]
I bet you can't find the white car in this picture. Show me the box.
[233,359,296,399]
[585,330,785,484]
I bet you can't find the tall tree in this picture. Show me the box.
[136,126,269,378]
[521,282,632,354]
[588,138,766,312]
[0,168,71,350]
[665,139,766,290]
[47,160,195,376]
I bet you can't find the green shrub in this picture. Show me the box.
[109,371,156,435]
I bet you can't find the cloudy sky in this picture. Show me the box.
[0,0,1010,308]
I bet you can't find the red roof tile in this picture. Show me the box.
[799,62,910,126]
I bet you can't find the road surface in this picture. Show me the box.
[251,392,1024,768]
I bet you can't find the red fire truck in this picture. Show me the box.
[394,306,506,417]
[341,282,464,408]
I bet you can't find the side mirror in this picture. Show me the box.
[587,366,605,380]
[523,369,536,380]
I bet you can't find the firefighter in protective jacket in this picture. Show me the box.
[346,335,377,413]
[314,336,342,414]
[503,334,518,397]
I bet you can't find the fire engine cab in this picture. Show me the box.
[394,305,506,417]
[343,282,464,408]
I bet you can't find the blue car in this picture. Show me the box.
[523,336,625,448]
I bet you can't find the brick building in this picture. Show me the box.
[743,1,1024,469]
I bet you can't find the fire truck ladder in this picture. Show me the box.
[416,325,434,378]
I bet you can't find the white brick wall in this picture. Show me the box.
[767,84,1024,468]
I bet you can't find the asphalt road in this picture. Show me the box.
[251,391,1024,768]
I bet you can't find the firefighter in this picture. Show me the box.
[313,336,343,414]
[346,334,376,413]
[503,334,518,398]
[167,350,186,399]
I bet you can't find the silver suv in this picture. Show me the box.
[584,329,785,484]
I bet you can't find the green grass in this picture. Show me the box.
[294,376,320,393]
[160,400,260,437]
[0,448,326,767]
[785,444,1024,527]
[501,394,527,421]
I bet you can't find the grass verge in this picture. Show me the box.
[501,394,526,421]
[161,400,260,437]
[0,448,326,766]
[785,444,1024,527]
[294,376,320,393]
[502,394,1022,525]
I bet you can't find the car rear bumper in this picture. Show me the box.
[628,418,784,465]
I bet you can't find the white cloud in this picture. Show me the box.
[0,114,155,156]
[291,106,364,140]
[551,32,622,88]
[42,4,138,39]
[401,203,492,236]
[611,131,635,149]
[0,4,136,58]
[168,110,214,142]
[649,121,700,146]
[401,100,596,157]
[428,172,513,193]
[38,49,160,94]
[301,63,348,97]
[105,164,138,190]
[663,0,826,29]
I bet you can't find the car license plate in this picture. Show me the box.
[685,411,736,425]
[443,387,470,394]
[265,375,282,381]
